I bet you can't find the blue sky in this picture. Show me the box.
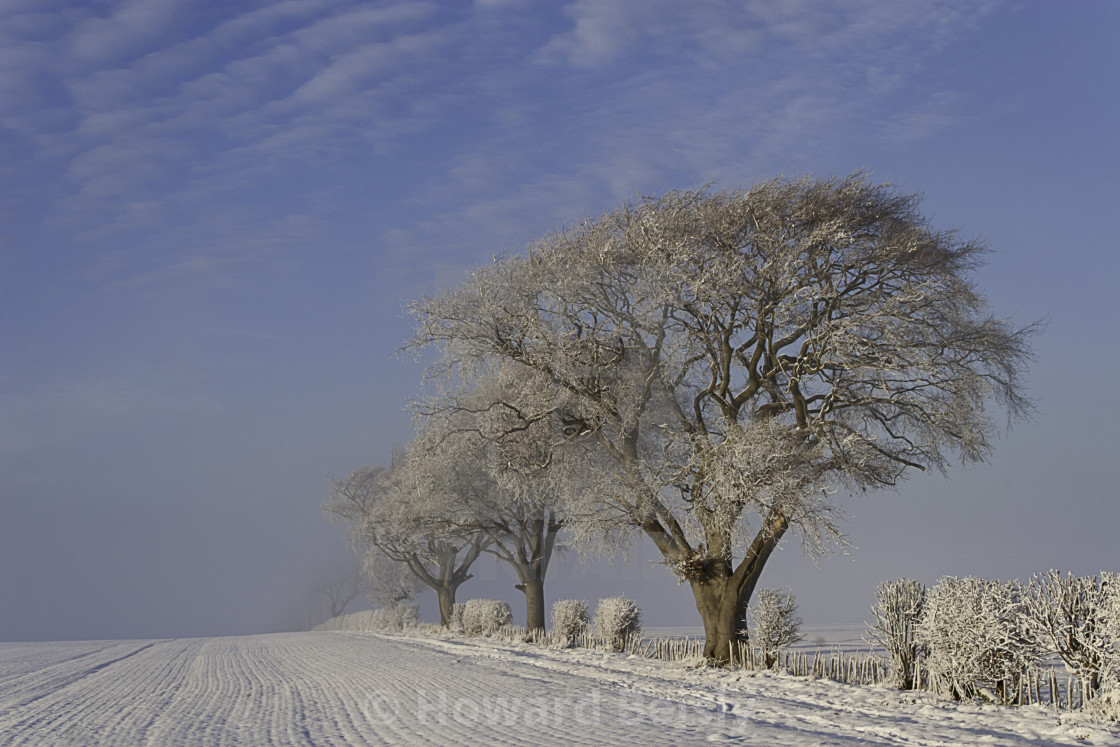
[2,0,1118,641]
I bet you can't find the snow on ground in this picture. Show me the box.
[0,631,1116,746]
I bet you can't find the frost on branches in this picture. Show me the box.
[409,367,576,632]
[408,172,1038,660]
[746,588,804,668]
[917,576,1038,704]
[1088,572,1120,721]
[865,578,926,690]
[1023,570,1113,695]
[323,455,488,629]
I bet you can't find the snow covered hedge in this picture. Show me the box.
[313,603,420,632]
[917,576,1037,704]
[551,599,589,646]
[865,578,926,690]
[1087,572,1120,721]
[594,596,642,651]
[1023,570,1113,696]
[460,599,514,637]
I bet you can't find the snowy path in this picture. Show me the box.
[0,632,1115,746]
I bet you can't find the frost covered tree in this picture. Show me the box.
[747,588,804,668]
[412,371,573,632]
[307,558,363,624]
[323,455,488,628]
[917,576,1038,704]
[359,547,420,607]
[408,173,1038,660]
[865,578,926,689]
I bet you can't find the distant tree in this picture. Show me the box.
[324,456,487,628]
[413,370,574,632]
[865,578,926,689]
[306,558,363,627]
[359,548,420,607]
[408,172,1038,660]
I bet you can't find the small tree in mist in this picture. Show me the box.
[747,588,803,668]
[359,548,420,607]
[305,558,363,627]
[324,454,488,628]
[306,555,358,627]
[408,172,1038,660]
[865,578,926,689]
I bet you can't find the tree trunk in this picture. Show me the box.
[436,585,459,628]
[691,569,763,661]
[518,577,546,632]
[685,511,790,662]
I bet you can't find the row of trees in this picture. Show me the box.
[328,172,1038,660]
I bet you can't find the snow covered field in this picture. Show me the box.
[1,631,1116,745]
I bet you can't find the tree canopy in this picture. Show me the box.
[407,172,1038,658]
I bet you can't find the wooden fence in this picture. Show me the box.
[486,625,1098,711]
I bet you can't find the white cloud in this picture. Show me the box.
[65,0,197,64]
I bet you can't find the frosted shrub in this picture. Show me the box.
[747,589,804,669]
[312,604,419,632]
[865,578,926,689]
[1090,572,1120,721]
[551,600,589,646]
[449,603,466,634]
[369,602,421,631]
[1022,571,1112,695]
[461,599,514,637]
[917,576,1038,704]
[594,597,642,651]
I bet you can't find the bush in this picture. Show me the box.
[1022,570,1112,695]
[371,602,421,631]
[460,599,514,637]
[551,600,589,645]
[865,578,926,689]
[1091,572,1120,721]
[594,596,642,651]
[747,589,803,669]
[917,576,1038,704]
[449,602,466,634]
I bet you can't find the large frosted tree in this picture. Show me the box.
[408,173,1037,659]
